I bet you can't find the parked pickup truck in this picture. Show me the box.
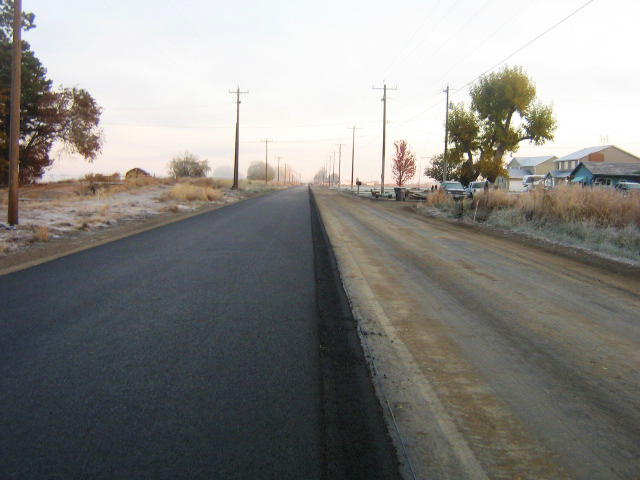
[441,181,466,200]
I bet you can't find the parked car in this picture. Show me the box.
[465,180,488,198]
[440,181,466,200]
[615,181,640,193]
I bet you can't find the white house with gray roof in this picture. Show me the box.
[499,156,556,191]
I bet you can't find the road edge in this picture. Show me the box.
[309,187,402,480]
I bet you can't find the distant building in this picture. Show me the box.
[125,168,151,178]
[569,161,640,187]
[547,145,640,188]
[501,155,557,191]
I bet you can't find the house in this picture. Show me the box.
[508,156,557,175]
[569,161,640,187]
[544,170,572,188]
[498,168,534,192]
[546,145,640,188]
[554,145,640,173]
[498,156,557,191]
[125,168,151,178]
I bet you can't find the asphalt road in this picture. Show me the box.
[313,187,640,480]
[0,187,399,479]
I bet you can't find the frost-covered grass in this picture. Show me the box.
[418,186,640,265]
[163,183,223,202]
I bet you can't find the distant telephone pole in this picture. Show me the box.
[332,151,336,187]
[275,156,282,185]
[8,0,22,225]
[262,139,272,184]
[229,87,248,190]
[348,126,361,190]
[336,143,343,189]
[373,83,397,196]
[443,84,449,183]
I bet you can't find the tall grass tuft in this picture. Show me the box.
[164,183,223,202]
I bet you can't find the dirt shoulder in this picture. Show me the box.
[312,187,640,479]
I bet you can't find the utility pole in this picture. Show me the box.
[229,87,248,190]
[283,164,288,186]
[328,155,333,186]
[335,143,343,189]
[332,151,336,188]
[262,139,272,184]
[348,126,361,190]
[443,84,449,183]
[275,156,282,185]
[8,0,22,225]
[373,83,397,196]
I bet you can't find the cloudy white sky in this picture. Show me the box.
[23,0,640,184]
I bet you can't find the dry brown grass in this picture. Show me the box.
[164,183,223,202]
[34,225,50,242]
[520,186,640,228]
[425,188,450,206]
[424,185,640,229]
[124,175,169,187]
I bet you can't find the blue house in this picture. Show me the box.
[569,161,640,187]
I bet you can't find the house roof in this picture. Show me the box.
[546,170,572,178]
[506,168,533,179]
[570,161,640,177]
[511,156,556,167]
[555,145,610,162]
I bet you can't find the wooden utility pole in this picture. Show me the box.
[373,84,397,196]
[336,143,343,189]
[262,139,272,184]
[332,151,336,187]
[275,156,282,185]
[229,87,248,190]
[348,126,361,190]
[8,0,22,225]
[443,84,449,183]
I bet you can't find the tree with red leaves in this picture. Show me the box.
[391,139,416,187]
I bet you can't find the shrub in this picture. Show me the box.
[164,184,222,202]
[168,152,211,179]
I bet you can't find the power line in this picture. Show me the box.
[384,0,596,138]
[396,0,494,87]
[381,0,444,80]
[454,0,595,95]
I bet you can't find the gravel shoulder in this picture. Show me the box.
[312,187,640,479]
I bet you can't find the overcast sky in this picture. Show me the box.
[24,0,640,184]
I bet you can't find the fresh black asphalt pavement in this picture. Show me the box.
[0,187,400,479]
